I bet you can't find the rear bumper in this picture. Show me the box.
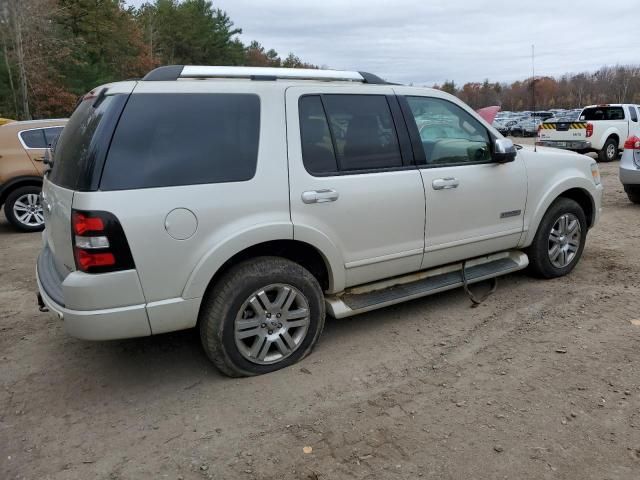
[620,165,640,185]
[36,248,152,340]
[536,140,592,151]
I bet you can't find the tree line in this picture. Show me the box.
[433,65,640,111]
[0,0,316,120]
[2,1,638,120]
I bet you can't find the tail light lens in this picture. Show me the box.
[623,135,640,150]
[585,122,593,138]
[71,210,134,273]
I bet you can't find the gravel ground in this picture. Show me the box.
[1,144,639,479]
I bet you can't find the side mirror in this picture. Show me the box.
[493,138,517,163]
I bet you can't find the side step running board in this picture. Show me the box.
[325,251,528,318]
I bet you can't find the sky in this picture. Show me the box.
[126,0,637,86]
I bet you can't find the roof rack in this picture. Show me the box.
[142,65,389,84]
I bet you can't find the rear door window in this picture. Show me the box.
[629,107,638,122]
[100,93,260,190]
[19,129,47,149]
[322,94,402,172]
[299,96,338,174]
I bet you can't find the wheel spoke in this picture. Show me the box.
[249,335,267,358]
[236,326,262,339]
[256,338,272,361]
[286,318,309,329]
[274,336,292,356]
[549,244,561,261]
[273,286,292,309]
[257,291,272,310]
[281,331,297,350]
[549,229,561,243]
[286,308,309,321]
[237,317,262,331]
[34,212,44,223]
[249,296,266,314]
[13,200,28,211]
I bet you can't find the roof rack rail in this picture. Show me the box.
[142,65,389,84]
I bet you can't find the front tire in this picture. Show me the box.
[199,256,325,377]
[526,197,587,279]
[4,185,45,232]
[598,137,618,162]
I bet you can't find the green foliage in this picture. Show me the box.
[2,0,316,119]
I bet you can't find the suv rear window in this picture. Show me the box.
[580,107,625,121]
[49,94,128,191]
[100,93,260,190]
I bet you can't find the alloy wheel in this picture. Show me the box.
[548,213,581,268]
[12,193,44,228]
[234,283,311,365]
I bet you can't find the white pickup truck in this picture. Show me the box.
[537,104,640,162]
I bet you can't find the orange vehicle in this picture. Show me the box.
[0,119,67,231]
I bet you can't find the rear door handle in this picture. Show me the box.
[432,177,459,190]
[301,189,339,204]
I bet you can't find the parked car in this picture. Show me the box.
[0,119,67,231]
[537,104,640,162]
[0,118,14,126]
[620,135,640,203]
[36,66,602,377]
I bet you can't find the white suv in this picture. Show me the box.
[36,66,603,376]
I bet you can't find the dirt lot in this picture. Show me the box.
[1,145,640,479]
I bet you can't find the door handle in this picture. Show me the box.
[34,157,44,162]
[301,189,339,204]
[432,177,459,190]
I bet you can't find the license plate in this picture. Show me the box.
[556,142,567,147]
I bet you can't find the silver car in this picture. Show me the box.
[620,136,640,203]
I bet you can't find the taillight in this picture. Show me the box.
[623,135,640,150]
[586,122,593,138]
[71,210,134,273]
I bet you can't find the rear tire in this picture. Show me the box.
[598,137,618,162]
[199,256,325,377]
[624,185,640,204]
[526,197,587,279]
[4,185,45,232]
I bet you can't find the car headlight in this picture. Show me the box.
[591,163,601,185]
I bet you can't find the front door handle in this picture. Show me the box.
[301,189,339,204]
[432,177,459,190]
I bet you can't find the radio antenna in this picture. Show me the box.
[532,44,537,152]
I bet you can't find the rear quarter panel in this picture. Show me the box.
[74,82,293,308]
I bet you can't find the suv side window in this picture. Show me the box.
[630,107,638,122]
[299,94,403,175]
[323,95,402,171]
[299,96,338,174]
[43,127,64,147]
[19,129,47,149]
[405,96,491,166]
[101,93,260,190]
